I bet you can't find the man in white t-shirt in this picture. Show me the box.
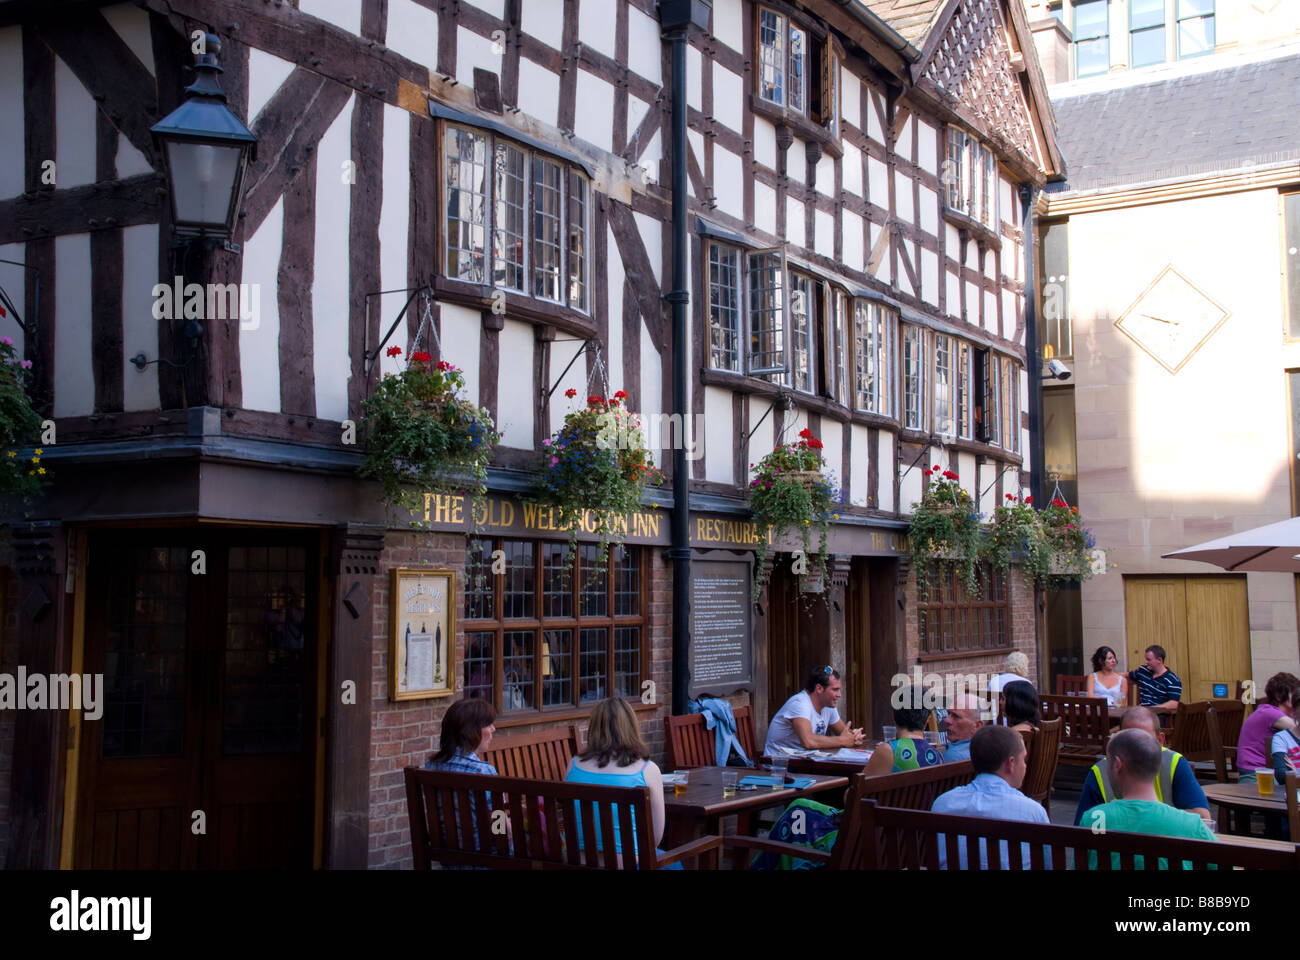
[764,666,865,753]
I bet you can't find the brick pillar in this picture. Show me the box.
[324,524,384,869]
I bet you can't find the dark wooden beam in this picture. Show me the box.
[22,25,56,414]
[347,95,384,421]
[279,155,318,417]
[557,0,579,133]
[606,198,663,344]
[0,174,164,247]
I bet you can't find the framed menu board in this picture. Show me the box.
[390,568,456,701]
[688,552,754,697]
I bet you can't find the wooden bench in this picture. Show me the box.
[404,768,721,870]
[1168,701,1217,777]
[480,725,580,781]
[1207,699,1245,782]
[664,704,759,769]
[853,800,1300,870]
[720,760,976,869]
[1019,717,1062,813]
[1039,694,1110,767]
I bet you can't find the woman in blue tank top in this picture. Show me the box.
[564,697,682,869]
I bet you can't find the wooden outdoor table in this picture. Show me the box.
[663,766,849,870]
[1204,781,1288,838]
[759,753,872,777]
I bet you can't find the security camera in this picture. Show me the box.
[1044,358,1071,381]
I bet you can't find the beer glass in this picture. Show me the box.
[770,757,789,789]
[1256,771,1275,796]
[721,771,738,798]
[673,769,690,795]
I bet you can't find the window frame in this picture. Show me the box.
[462,538,649,715]
[1073,0,1111,78]
[1129,0,1167,69]
[853,299,898,419]
[757,6,808,115]
[902,323,928,432]
[1176,0,1215,60]
[789,271,817,394]
[442,123,591,314]
[917,563,1012,661]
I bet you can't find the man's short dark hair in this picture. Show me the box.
[805,666,839,693]
[1145,645,1166,662]
[1108,728,1162,781]
[969,725,1024,775]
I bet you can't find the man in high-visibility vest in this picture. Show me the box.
[1072,706,1210,825]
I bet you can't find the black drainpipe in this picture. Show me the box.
[660,1,705,715]
[1020,185,1045,512]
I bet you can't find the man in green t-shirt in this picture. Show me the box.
[1079,728,1216,869]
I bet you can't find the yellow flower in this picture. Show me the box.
[27,470,33,476]
[5,451,12,458]
[34,448,42,455]
[37,467,45,475]
[29,457,37,464]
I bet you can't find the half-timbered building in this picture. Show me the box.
[0,0,1061,869]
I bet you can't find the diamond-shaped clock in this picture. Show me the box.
[1114,266,1231,374]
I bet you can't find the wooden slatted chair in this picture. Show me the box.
[1038,694,1110,768]
[1168,701,1217,777]
[734,704,759,761]
[405,768,721,870]
[665,705,760,768]
[1287,771,1299,843]
[1054,674,1087,696]
[719,760,976,870]
[1207,699,1245,782]
[1018,717,1062,813]
[853,800,1300,870]
[481,725,581,781]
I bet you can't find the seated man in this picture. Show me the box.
[941,693,986,763]
[763,666,864,753]
[1128,645,1182,715]
[1072,706,1209,825]
[931,725,1050,868]
[1079,729,1216,869]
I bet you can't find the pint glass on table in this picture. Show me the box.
[1257,771,1275,796]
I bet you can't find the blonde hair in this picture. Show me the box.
[579,698,650,767]
[1003,651,1029,677]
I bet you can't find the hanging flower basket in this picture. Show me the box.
[0,335,48,502]
[908,466,981,598]
[983,494,1051,587]
[1040,496,1097,583]
[530,390,663,577]
[359,349,499,517]
[749,428,841,602]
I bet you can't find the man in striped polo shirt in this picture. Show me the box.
[1130,645,1182,716]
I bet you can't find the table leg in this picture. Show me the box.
[731,811,755,871]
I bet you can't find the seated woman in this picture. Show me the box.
[1238,672,1299,783]
[563,697,680,868]
[424,697,500,864]
[1086,646,1127,708]
[1003,680,1041,734]
[861,687,944,777]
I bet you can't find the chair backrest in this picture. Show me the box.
[405,768,663,870]
[1209,699,1246,777]
[1020,717,1062,809]
[480,725,580,781]
[1039,695,1110,750]
[830,760,976,869]
[1055,674,1087,696]
[853,800,1300,870]
[1168,701,1215,763]
[664,713,715,768]
[1287,772,1300,844]
[733,704,759,761]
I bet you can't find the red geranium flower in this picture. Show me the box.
[799,428,813,439]
[1025,496,1033,504]
[614,390,627,400]
[385,345,402,358]
[565,387,577,399]
[1005,494,1014,500]
[411,351,432,364]
[943,470,958,481]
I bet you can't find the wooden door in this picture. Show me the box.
[765,560,829,714]
[1123,576,1249,702]
[846,558,872,732]
[76,532,317,869]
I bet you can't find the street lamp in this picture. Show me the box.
[151,33,257,248]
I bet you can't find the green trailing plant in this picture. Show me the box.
[748,428,840,602]
[531,390,663,579]
[908,465,981,598]
[1040,495,1096,582]
[359,349,499,520]
[0,335,48,512]
[984,493,1052,586]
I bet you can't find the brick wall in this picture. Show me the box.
[367,533,678,869]
[900,565,1040,711]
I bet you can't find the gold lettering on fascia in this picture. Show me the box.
[693,517,769,547]
[869,531,908,553]
[424,494,659,538]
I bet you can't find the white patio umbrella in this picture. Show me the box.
[1161,516,1300,572]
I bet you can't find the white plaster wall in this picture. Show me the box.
[753,117,776,170]
[918,185,938,236]
[748,395,775,475]
[458,26,500,88]
[579,0,617,58]
[547,332,586,434]
[627,95,651,150]
[713,147,743,221]
[378,103,411,361]
[115,138,151,178]
[849,424,869,506]
[713,0,744,52]
[899,458,922,515]
[516,57,560,128]
[921,248,939,307]
[0,29,23,199]
[877,430,894,512]
[522,0,564,49]
[754,181,776,236]
[298,0,362,35]
[497,319,534,447]
[1001,178,1015,225]
[703,386,734,485]
[957,451,976,497]
[714,64,743,133]
[896,248,913,297]
[897,115,913,163]
[386,0,439,70]
[575,71,616,153]
[312,95,354,422]
[55,57,96,189]
[917,120,937,175]
[894,171,913,223]
[634,212,663,286]
[640,318,663,436]
[437,305,481,408]
[984,290,998,333]
[102,3,155,75]
[842,210,864,273]
[842,68,860,129]
[0,243,24,354]
[820,419,843,490]
[787,143,806,185]
[121,225,160,412]
[627,5,662,85]
[239,198,283,413]
[842,142,862,197]
[816,155,834,197]
[606,223,625,389]
[53,233,93,417]
[946,270,961,320]
[248,49,296,121]
[867,157,888,209]
[465,0,505,17]
[785,197,805,249]
[814,209,834,259]
[687,44,702,112]
[866,89,884,144]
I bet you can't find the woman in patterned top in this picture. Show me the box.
[862,686,943,776]
[426,697,499,774]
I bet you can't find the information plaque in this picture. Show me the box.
[688,553,754,697]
